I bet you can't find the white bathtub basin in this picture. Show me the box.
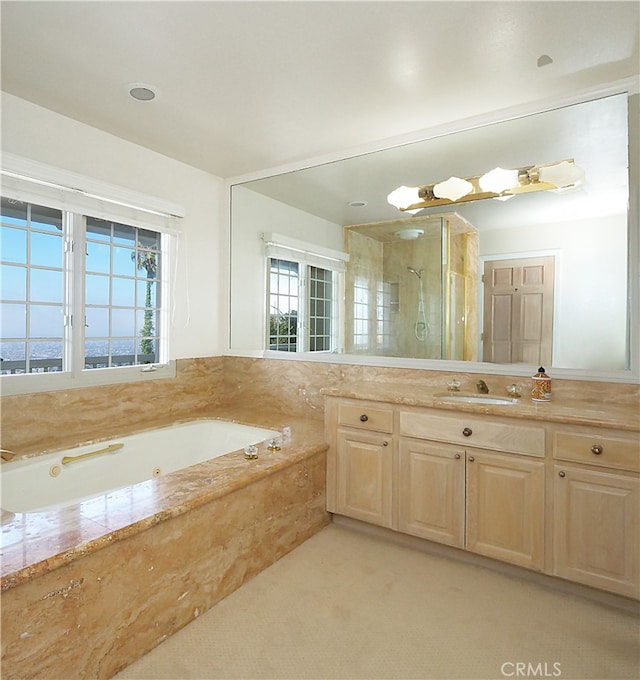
[437,394,518,405]
[0,419,280,514]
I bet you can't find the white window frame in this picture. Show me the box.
[263,232,347,355]
[0,154,183,396]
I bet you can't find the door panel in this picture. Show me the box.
[466,451,545,570]
[398,439,464,547]
[335,428,393,528]
[553,465,639,597]
[483,256,554,365]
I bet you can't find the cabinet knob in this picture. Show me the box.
[462,427,472,437]
[559,471,566,478]
[454,453,461,459]
[468,456,475,462]
[359,414,368,422]
[591,444,603,455]
[382,441,389,447]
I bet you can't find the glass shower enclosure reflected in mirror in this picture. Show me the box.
[344,213,478,361]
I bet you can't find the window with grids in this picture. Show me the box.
[0,197,166,375]
[268,258,299,351]
[377,280,392,350]
[267,257,338,353]
[352,275,370,349]
[85,217,162,368]
[308,266,333,352]
[0,198,66,373]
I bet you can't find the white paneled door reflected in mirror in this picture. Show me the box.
[230,92,636,377]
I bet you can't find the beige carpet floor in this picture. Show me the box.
[115,523,639,680]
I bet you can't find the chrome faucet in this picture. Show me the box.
[476,379,489,394]
[1,449,17,462]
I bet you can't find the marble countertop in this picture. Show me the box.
[322,382,640,432]
[1,407,327,592]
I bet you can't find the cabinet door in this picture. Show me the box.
[335,428,393,528]
[553,464,639,598]
[398,439,464,547]
[466,451,545,571]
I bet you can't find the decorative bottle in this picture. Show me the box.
[532,366,552,402]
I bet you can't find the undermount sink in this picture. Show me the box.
[437,394,518,405]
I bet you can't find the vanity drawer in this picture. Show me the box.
[337,401,394,434]
[553,429,640,472]
[399,409,545,457]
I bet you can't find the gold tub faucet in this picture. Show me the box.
[1,449,17,461]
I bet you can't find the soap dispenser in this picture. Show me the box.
[532,366,552,402]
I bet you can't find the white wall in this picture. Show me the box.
[1,93,225,359]
[480,213,628,370]
[230,186,343,350]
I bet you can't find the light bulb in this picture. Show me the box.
[387,185,421,210]
[433,176,473,202]
[539,161,585,188]
[479,167,519,193]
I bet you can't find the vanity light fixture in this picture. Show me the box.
[387,159,585,212]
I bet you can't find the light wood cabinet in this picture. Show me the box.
[398,439,465,547]
[326,395,639,599]
[334,427,393,528]
[398,437,544,570]
[552,426,640,598]
[326,398,394,529]
[400,409,545,457]
[466,450,544,570]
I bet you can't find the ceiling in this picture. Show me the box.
[1,1,638,181]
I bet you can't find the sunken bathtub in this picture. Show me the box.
[1,414,330,680]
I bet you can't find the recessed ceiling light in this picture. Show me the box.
[348,200,367,208]
[128,82,158,101]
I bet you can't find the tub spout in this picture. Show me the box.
[1,449,17,461]
[476,380,489,394]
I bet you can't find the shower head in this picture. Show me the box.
[407,266,423,279]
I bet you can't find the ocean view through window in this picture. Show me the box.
[1,197,167,376]
[84,217,161,369]
[1,198,66,373]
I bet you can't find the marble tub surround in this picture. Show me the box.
[321,381,640,431]
[0,356,225,456]
[1,409,329,680]
[1,407,324,589]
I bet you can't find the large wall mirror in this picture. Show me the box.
[230,91,638,379]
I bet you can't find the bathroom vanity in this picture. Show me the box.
[324,385,639,600]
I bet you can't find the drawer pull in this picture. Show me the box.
[468,456,475,462]
[455,453,461,460]
[383,441,389,447]
[559,471,566,478]
[591,444,603,455]
[359,414,368,422]
[462,427,473,437]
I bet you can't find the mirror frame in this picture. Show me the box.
[226,78,639,384]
